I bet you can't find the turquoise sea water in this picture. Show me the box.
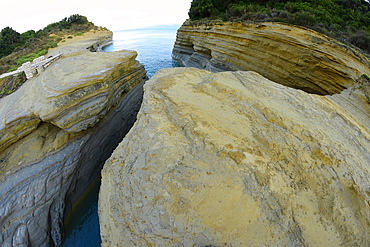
[104,25,180,77]
[61,25,180,247]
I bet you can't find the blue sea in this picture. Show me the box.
[104,25,180,77]
[61,25,180,246]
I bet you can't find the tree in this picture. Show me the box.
[0,27,21,58]
[0,27,20,45]
[67,14,89,24]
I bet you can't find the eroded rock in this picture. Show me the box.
[172,21,370,95]
[99,67,370,246]
[0,30,147,246]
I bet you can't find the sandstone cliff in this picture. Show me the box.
[0,30,147,246]
[172,21,370,95]
[99,67,370,246]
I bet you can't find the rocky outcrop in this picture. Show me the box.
[172,21,370,95]
[99,67,370,246]
[0,30,147,246]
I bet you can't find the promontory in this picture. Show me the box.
[0,28,147,246]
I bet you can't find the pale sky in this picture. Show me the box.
[0,0,192,33]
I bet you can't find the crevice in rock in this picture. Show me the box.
[61,81,145,245]
[0,82,144,246]
[0,29,149,246]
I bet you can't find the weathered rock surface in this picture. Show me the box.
[99,67,370,246]
[172,21,370,95]
[0,30,147,246]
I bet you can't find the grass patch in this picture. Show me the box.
[6,65,18,72]
[0,72,26,98]
[16,49,48,66]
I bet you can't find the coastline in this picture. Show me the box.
[48,28,113,56]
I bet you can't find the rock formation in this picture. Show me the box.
[99,67,370,246]
[172,21,370,95]
[0,30,147,246]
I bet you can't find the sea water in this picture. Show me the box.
[62,177,101,246]
[61,25,180,247]
[104,25,180,77]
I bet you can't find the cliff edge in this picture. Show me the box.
[0,30,147,246]
[172,21,370,95]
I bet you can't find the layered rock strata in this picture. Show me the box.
[172,21,370,95]
[99,67,370,246]
[0,30,147,246]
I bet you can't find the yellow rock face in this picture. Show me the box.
[99,67,370,246]
[0,31,146,152]
[172,22,370,95]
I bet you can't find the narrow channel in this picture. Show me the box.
[61,25,180,246]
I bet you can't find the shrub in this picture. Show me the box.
[74,32,84,36]
[20,30,36,44]
[67,14,89,24]
[0,72,26,98]
[291,11,316,26]
[43,40,59,49]
[6,65,18,72]
[189,0,218,20]
[0,27,21,58]
[16,49,48,66]
[228,3,248,17]
[348,31,370,52]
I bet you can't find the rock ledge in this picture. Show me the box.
[172,21,370,95]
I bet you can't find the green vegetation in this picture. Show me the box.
[0,14,94,74]
[0,14,96,98]
[15,49,48,67]
[0,27,21,58]
[188,0,370,54]
[0,72,26,98]
[74,32,84,36]
[359,73,370,101]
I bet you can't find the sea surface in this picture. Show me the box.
[61,25,180,247]
[104,25,180,77]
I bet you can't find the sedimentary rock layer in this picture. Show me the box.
[99,67,370,246]
[0,47,144,151]
[0,31,147,246]
[172,21,370,95]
